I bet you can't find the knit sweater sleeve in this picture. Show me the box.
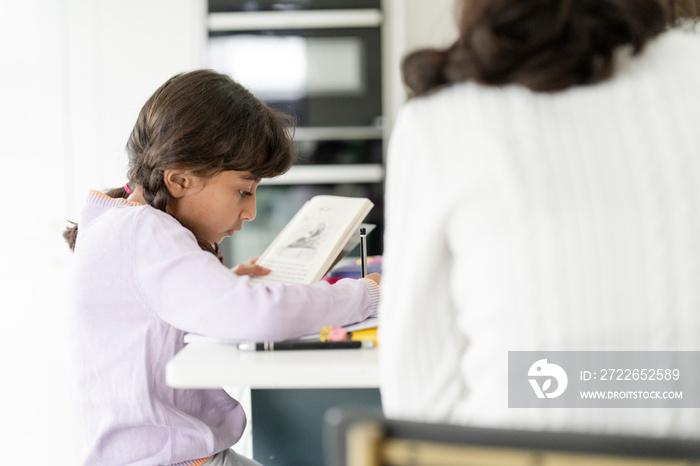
[129,208,380,341]
[379,100,469,421]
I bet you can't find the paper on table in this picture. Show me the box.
[183,316,379,345]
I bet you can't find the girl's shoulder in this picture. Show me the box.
[85,189,143,208]
[79,190,196,252]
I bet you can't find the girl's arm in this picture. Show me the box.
[131,211,380,342]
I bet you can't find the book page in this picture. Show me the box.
[249,196,373,285]
[250,213,343,284]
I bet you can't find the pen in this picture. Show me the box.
[359,227,367,278]
[237,340,375,351]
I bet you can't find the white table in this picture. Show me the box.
[166,342,381,464]
[166,342,380,389]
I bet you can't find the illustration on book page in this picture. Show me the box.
[249,198,370,286]
[280,222,327,260]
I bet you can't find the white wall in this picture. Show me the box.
[383,0,459,138]
[0,1,204,463]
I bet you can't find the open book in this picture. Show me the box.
[248,195,374,285]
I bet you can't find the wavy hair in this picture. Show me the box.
[402,0,669,96]
[666,0,700,27]
[64,69,295,261]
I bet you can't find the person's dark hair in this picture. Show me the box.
[665,0,700,26]
[63,69,296,261]
[402,0,668,96]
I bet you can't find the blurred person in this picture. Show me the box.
[380,0,700,437]
[667,0,700,29]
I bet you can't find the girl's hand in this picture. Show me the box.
[231,257,271,277]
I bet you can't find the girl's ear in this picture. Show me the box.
[163,169,196,198]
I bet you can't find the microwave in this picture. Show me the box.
[207,0,383,128]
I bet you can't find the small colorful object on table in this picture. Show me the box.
[320,325,378,345]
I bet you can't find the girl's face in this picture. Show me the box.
[167,170,260,245]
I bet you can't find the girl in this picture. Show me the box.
[64,69,381,466]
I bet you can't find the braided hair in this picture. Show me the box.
[64,69,295,262]
[402,0,669,96]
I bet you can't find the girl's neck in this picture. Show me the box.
[127,186,147,205]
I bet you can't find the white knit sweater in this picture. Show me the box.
[379,30,700,437]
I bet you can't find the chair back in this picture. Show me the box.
[323,409,700,466]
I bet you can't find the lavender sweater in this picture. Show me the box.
[69,191,380,465]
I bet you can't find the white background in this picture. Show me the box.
[0,1,205,462]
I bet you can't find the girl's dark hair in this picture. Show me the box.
[63,69,296,261]
[402,0,668,96]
